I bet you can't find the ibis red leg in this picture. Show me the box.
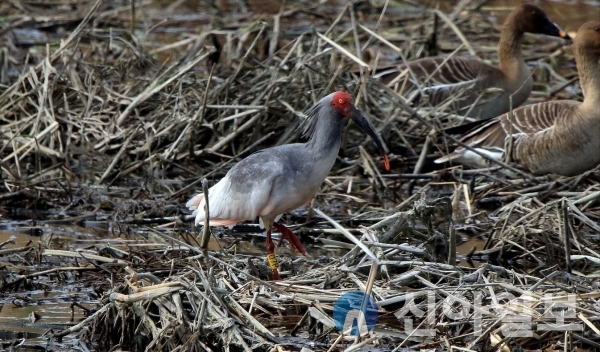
[273,222,308,256]
[265,230,280,280]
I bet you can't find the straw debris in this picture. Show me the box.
[0,0,598,351]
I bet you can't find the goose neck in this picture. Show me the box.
[576,47,600,110]
[498,26,526,80]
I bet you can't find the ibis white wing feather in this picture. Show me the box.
[187,155,289,227]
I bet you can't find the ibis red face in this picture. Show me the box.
[331,91,391,170]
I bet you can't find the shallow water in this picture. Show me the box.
[1,0,594,349]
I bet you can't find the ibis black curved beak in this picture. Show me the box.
[541,19,571,40]
[349,107,391,171]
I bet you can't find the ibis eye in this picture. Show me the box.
[338,99,344,104]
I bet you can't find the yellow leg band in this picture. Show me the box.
[266,253,279,270]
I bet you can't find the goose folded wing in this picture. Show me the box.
[379,57,503,107]
[460,101,578,149]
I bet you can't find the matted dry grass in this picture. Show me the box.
[0,0,598,351]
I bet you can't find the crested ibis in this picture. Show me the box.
[187,91,390,279]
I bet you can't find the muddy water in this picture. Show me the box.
[0,222,356,348]
[1,0,594,348]
[0,228,104,349]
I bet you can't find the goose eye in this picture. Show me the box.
[595,27,600,32]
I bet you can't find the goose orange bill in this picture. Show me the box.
[541,19,571,40]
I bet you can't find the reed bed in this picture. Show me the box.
[0,0,598,351]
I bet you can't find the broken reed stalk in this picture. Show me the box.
[115,49,213,127]
[1,1,598,351]
[130,0,136,36]
[201,178,210,251]
[180,63,216,162]
[447,220,456,265]
[96,127,139,184]
[434,9,477,57]
[561,199,572,273]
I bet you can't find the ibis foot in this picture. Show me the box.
[273,222,308,256]
[265,230,280,280]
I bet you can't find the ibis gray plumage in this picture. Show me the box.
[187,91,390,279]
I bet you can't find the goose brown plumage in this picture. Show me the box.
[434,21,600,176]
[377,4,570,120]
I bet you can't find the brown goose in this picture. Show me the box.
[377,4,570,120]
[434,21,600,176]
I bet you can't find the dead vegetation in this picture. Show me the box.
[0,0,599,351]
